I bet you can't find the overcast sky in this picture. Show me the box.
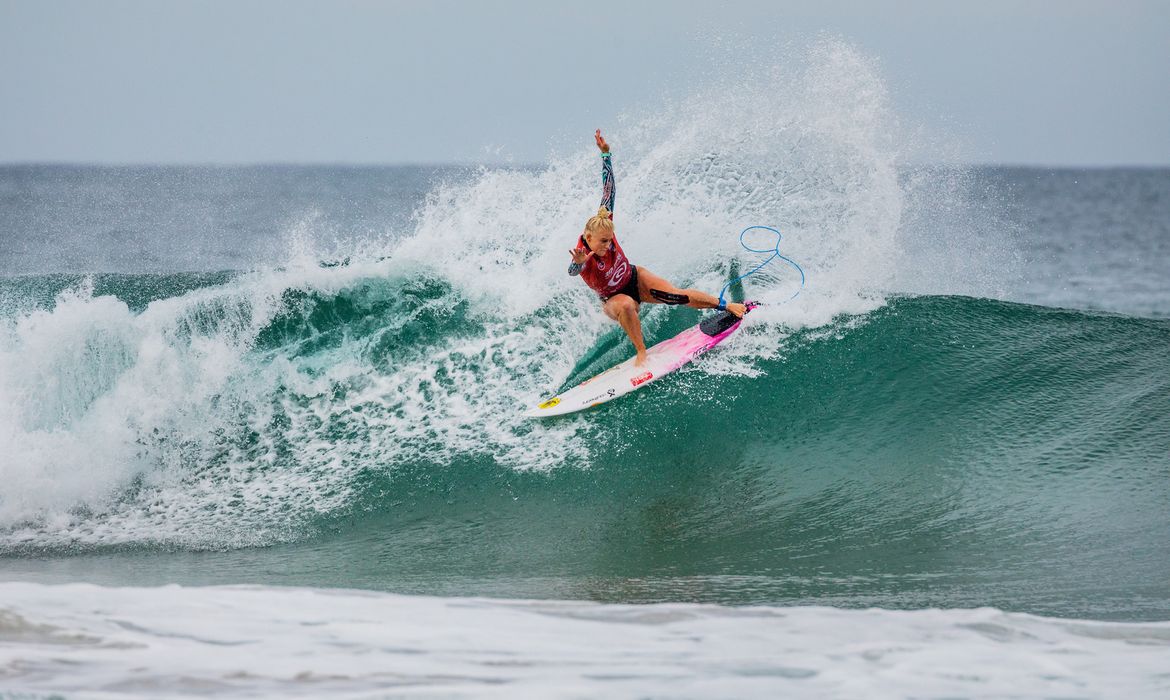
[1,0,1167,166]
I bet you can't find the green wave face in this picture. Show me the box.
[3,271,1167,619]
[322,294,1170,619]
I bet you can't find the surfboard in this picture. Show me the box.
[525,303,755,417]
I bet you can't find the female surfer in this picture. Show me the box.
[569,130,746,367]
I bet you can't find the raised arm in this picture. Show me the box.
[596,129,614,216]
[569,131,614,276]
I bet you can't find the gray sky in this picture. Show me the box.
[1,0,1167,166]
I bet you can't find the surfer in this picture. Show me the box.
[569,130,745,367]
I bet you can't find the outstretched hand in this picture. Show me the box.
[570,247,595,264]
[594,129,609,153]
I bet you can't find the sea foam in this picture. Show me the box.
[0,582,1167,699]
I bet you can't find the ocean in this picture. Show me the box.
[2,55,1169,698]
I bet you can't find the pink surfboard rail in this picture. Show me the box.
[524,304,754,417]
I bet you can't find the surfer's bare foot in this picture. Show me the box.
[634,352,649,367]
[727,302,746,318]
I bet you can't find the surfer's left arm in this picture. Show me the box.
[596,129,614,217]
[568,130,612,277]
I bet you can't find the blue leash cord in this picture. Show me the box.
[718,225,806,307]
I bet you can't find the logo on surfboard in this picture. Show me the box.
[630,371,653,387]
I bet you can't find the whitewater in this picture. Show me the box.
[2,583,1169,699]
[2,40,1169,698]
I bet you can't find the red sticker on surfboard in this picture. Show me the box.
[630,371,653,387]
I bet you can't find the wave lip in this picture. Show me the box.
[1,582,1168,699]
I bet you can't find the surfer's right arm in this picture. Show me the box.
[568,246,593,275]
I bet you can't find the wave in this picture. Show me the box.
[3,270,1167,584]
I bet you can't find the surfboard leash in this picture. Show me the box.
[717,225,805,307]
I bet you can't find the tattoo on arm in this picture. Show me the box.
[600,153,615,216]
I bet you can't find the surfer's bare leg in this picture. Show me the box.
[636,268,746,318]
[603,294,649,366]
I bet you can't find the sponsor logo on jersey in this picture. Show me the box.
[605,259,629,291]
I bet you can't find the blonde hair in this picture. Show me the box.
[584,206,614,237]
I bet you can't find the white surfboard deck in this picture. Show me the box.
[525,307,751,418]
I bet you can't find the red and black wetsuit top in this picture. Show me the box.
[571,153,634,298]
